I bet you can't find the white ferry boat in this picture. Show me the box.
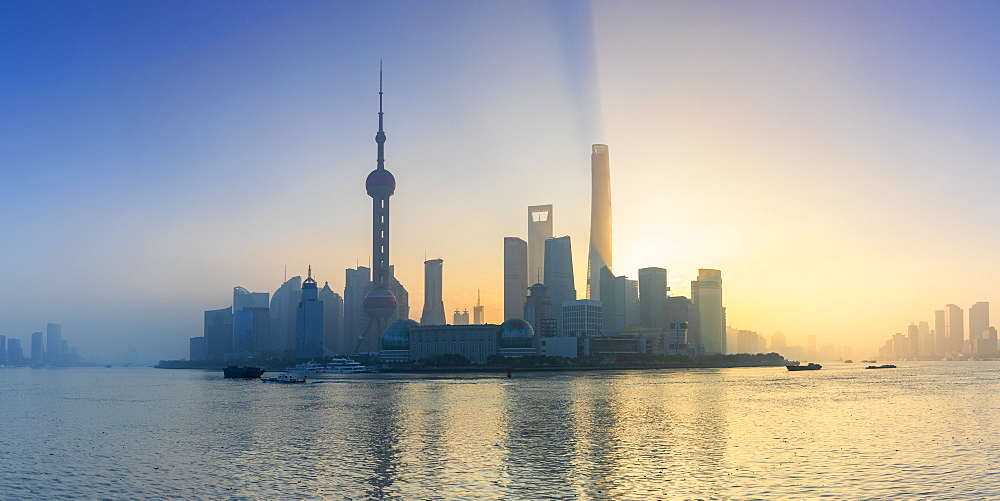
[325,358,370,373]
[285,361,325,373]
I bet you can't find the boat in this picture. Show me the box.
[285,361,325,373]
[843,359,853,363]
[223,366,266,379]
[860,360,876,363]
[262,373,307,383]
[325,358,370,373]
[786,363,822,371]
[866,364,896,369]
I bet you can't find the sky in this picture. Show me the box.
[2,0,1000,361]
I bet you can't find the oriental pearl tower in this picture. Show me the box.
[359,65,397,353]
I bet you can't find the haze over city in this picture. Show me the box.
[3,1,1000,362]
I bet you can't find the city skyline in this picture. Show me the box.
[3,2,1000,360]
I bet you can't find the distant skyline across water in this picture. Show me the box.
[3,1,1000,360]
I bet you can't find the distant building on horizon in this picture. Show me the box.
[527,205,553,285]
[692,269,725,354]
[31,331,43,365]
[969,302,989,345]
[587,144,612,301]
[453,309,470,325]
[7,338,22,365]
[45,323,61,364]
[503,237,528,321]
[473,290,485,324]
[420,259,446,326]
[934,309,946,356]
[944,304,964,354]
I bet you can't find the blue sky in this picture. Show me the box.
[2,1,1000,360]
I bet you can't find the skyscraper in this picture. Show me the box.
[918,320,931,356]
[296,266,324,359]
[587,144,612,300]
[543,236,575,334]
[944,304,964,354]
[420,259,446,325]
[934,309,946,356]
[473,290,485,324]
[524,282,556,343]
[970,301,989,341]
[503,237,528,321]
[361,67,398,353]
[269,276,301,356]
[45,323,61,364]
[692,269,725,354]
[638,267,667,330]
[319,282,343,355]
[204,306,233,360]
[527,205,553,284]
[453,310,470,325]
[343,266,371,352]
[31,331,43,365]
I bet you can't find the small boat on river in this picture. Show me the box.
[866,364,897,369]
[786,363,822,371]
[262,374,307,384]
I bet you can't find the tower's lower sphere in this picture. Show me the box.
[364,287,397,319]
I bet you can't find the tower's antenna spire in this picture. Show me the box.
[376,59,386,171]
[477,289,481,307]
[307,264,312,280]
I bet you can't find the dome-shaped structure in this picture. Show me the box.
[366,168,396,198]
[382,319,418,351]
[363,287,397,318]
[498,318,535,349]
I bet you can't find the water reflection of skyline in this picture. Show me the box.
[7,365,1000,499]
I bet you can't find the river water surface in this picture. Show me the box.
[2,362,1000,499]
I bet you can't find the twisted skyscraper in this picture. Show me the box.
[360,67,397,352]
[587,144,612,300]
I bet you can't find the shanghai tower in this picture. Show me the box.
[360,66,397,353]
[587,144,612,301]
